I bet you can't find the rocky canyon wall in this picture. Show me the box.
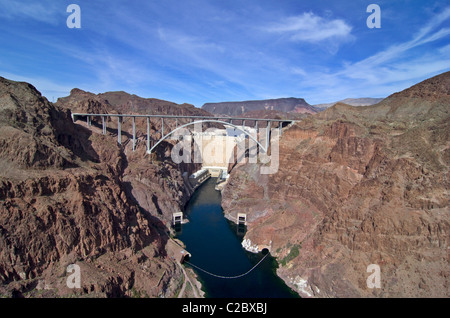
[0,77,203,298]
[221,72,450,297]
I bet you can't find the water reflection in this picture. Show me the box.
[237,223,246,236]
[174,223,182,235]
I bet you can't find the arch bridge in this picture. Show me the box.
[71,113,297,154]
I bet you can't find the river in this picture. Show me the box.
[176,177,299,298]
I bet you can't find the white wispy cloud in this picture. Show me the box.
[293,7,450,103]
[264,12,352,43]
[157,27,225,55]
[340,8,450,83]
[412,6,450,41]
[0,0,63,25]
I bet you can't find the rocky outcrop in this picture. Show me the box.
[0,77,201,298]
[221,71,450,297]
[0,81,91,170]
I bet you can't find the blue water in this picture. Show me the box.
[176,177,299,298]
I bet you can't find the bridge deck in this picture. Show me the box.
[71,112,299,121]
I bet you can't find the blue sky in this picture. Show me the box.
[0,0,449,106]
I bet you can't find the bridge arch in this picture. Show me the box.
[147,119,268,154]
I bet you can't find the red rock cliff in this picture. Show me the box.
[0,77,201,298]
[221,71,450,297]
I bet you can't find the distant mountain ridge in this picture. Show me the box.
[314,97,384,110]
[202,97,318,117]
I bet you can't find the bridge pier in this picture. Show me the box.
[102,116,106,135]
[266,121,271,150]
[117,117,122,145]
[147,117,151,153]
[132,117,136,151]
